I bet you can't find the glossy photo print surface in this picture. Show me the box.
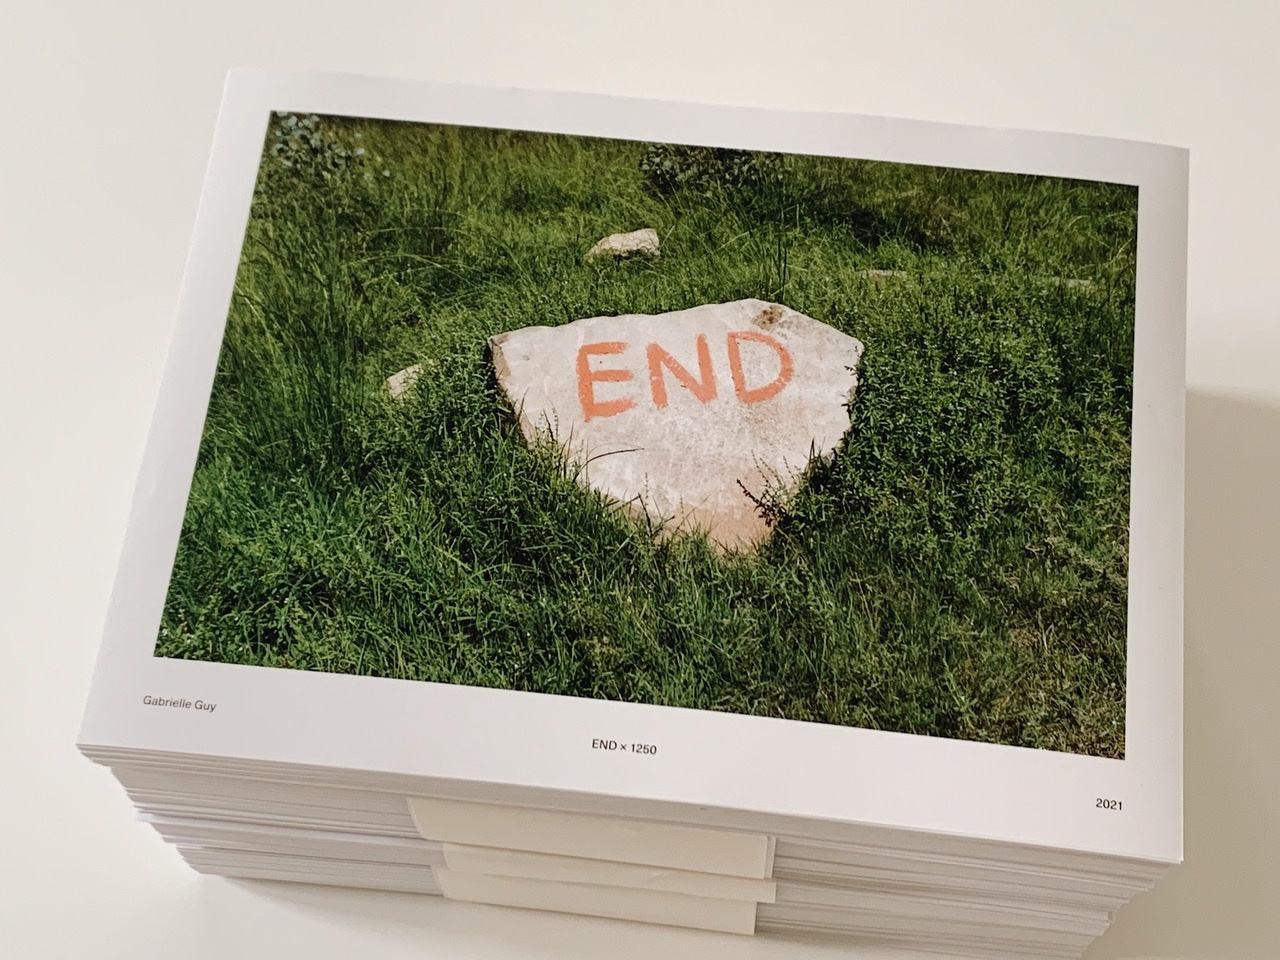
[156,112,1138,758]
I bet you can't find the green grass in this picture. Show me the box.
[156,114,1137,758]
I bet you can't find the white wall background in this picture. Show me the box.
[2,3,1277,958]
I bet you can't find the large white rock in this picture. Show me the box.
[489,300,864,551]
[585,228,660,261]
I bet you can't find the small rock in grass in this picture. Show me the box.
[1041,276,1095,291]
[585,228,660,262]
[385,363,423,399]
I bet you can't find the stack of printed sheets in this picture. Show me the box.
[78,69,1187,960]
[78,748,1171,959]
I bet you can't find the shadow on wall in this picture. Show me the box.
[1089,388,1280,960]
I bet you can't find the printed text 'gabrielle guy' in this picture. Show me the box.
[142,695,217,714]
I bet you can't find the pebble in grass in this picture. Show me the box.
[585,227,660,262]
[385,363,423,399]
[489,299,864,553]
